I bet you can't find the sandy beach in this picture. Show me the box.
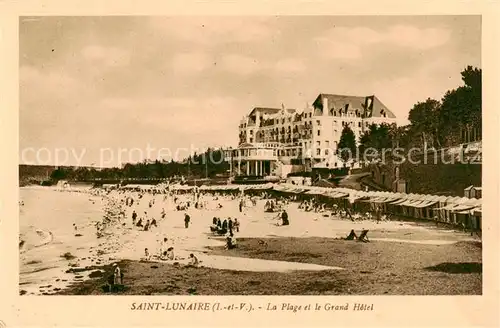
[19,186,481,295]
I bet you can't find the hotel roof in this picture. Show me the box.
[249,107,296,116]
[312,93,396,119]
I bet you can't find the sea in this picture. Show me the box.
[19,186,105,295]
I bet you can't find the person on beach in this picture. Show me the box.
[113,264,122,285]
[184,213,191,228]
[344,229,357,240]
[281,210,289,226]
[160,237,169,254]
[239,200,243,213]
[150,218,157,228]
[136,218,143,228]
[166,247,175,261]
[144,220,150,231]
[143,248,151,261]
[228,218,233,234]
[132,210,137,225]
[187,253,199,267]
[233,218,240,232]
[226,231,237,249]
[217,218,222,229]
[161,208,166,219]
[73,223,78,231]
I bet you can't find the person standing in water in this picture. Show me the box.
[184,213,191,228]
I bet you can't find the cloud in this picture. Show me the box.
[81,45,130,67]
[20,65,81,100]
[275,58,307,73]
[220,54,263,75]
[314,38,363,60]
[171,52,211,74]
[315,25,452,59]
[385,25,451,50]
[149,18,276,45]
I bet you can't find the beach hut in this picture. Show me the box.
[464,185,482,199]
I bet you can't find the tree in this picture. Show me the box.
[438,66,481,146]
[337,125,357,164]
[408,98,441,149]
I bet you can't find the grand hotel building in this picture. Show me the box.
[224,93,397,179]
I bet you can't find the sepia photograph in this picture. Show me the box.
[18,15,483,297]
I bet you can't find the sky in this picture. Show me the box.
[19,16,481,167]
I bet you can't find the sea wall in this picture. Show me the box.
[368,161,481,196]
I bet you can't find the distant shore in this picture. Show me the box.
[52,237,482,296]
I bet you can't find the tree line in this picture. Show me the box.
[337,66,481,162]
[48,148,230,182]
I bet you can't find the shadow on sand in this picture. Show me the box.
[424,262,482,274]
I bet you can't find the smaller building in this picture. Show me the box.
[464,185,482,199]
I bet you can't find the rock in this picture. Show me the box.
[20,290,27,295]
[89,270,103,278]
[75,275,84,279]
[151,265,159,269]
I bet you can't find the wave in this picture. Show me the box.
[19,228,54,253]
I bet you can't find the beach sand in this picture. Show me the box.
[56,237,481,295]
[19,187,482,295]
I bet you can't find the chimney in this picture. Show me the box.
[322,96,329,116]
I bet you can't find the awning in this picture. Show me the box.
[412,200,439,208]
[435,204,478,211]
[305,189,329,195]
[389,198,409,205]
[327,192,348,199]
[396,199,422,207]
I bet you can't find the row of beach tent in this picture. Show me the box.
[105,182,482,229]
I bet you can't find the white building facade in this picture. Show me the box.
[225,93,397,178]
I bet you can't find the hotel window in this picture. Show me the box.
[316,141,321,147]
[316,120,321,126]
[249,138,253,143]
[325,149,329,155]
[358,122,361,127]
[317,129,321,136]
[282,119,285,124]
[316,149,321,156]
[250,130,253,135]
[309,113,312,118]
[325,141,330,148]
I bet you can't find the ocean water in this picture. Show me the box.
[19,187,105,295]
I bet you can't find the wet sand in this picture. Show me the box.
[56,237,481,295]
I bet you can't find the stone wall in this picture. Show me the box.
[368,161,482,196]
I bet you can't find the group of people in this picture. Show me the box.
[210,217,240,235]
[131,210,158,231]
